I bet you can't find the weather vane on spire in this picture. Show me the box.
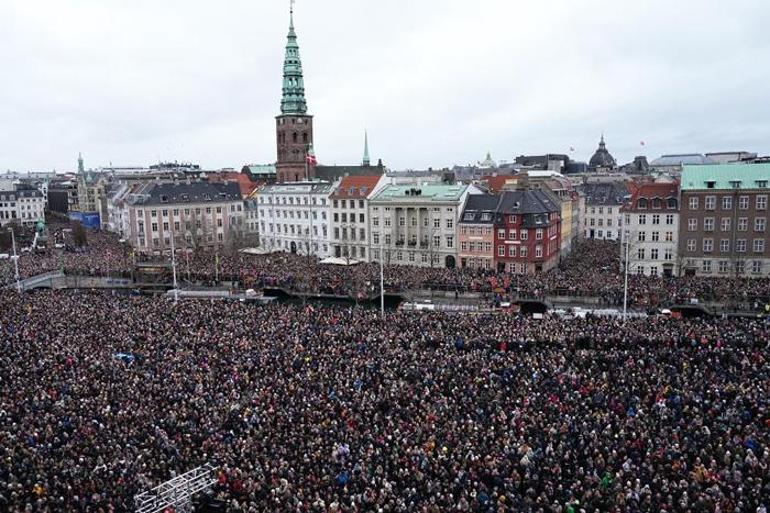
[290,0,295,13]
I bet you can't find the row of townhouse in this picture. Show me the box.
[620,162,770,278]
[253,176,482,268]
[252,175,570,273]
[458,190,562,274]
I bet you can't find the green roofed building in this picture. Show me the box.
[678,163,770,278]
[368,183,483,268]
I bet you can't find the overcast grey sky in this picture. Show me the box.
[1,0,769,173]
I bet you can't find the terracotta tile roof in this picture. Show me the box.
[209,172,259,198]
[330,175,382,199]
[622,180,679,213]
[480,175,513,193]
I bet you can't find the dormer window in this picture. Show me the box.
[756,180,767,188]
[651,198,661,209]
[463,212,474,221]
[706,180,716,189]
[637,198,648,209]
[730,180,742,189]
[667,198,678,209]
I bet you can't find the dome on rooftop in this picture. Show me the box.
[589,135,617,169]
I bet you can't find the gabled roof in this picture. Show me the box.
[459,194,501,224]
[330,175,382,199]
[315,164,384,182]
[579,182,630,206]
[208,172,259,198]
[497,190,560,215]
[127,181,241,206]
[622,180,679,213]
[681,163,770,191]
[481,175,515,193]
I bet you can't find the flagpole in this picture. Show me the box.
[380,243,385,317]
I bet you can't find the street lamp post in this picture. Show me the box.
[170,232,179,304]
[10,227,21,293]
[380,243,385,317]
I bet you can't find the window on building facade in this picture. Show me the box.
[721,218,731,231]
[738,218,748,231]
[520,230,528,240]
[702,260,712,273]
[665,214,674,225]
[752,260,763,274]
[688,218,697,231]
[737,239,747,253]
[650,248,659,260]
[508,246,516,257]
[703,239,713,252]
[704,218,714,231]
[637,248,645,260]
[652,214,660,225]
[754,239,765,253]
[718,260,729,273]
[497,245,505,256]
[638,232,646,242]
[520,246,528,257]
[721,196,732,210]
[664,248,673,261]
[757,195,768,210]
[665,231,673,242]
[739,196,749,210]
[719,239,730,252]
[446,236,454,248]
[755,217,766,232]
[433,235,441,247]
[689,197,698,210]
[535,245,543,258]
[705,196,716,210]
[687,239,696,252]
[638,214,647,225]
[652,231,659,242]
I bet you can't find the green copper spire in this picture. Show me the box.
[78,152,84,173]
[280,1,307,115]
[363,130,370,166]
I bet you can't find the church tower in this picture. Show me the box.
[276,4,314,183]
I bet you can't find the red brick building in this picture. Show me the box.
[493,190,561,274]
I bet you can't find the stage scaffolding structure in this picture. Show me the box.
[134,463,218,513]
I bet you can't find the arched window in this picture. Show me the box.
[651,198,661,209]
[292,132,298,143]
[303,132,308,143]
[637,198,648,209]
[667,198,678,209]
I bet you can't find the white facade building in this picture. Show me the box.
[621,181,680,277]
[329,175,387,262]
[368,183,482,268]
[0,189,45,227]
[256,181,335,258]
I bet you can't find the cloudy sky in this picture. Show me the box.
[1,0,769,173]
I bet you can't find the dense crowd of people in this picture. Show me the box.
[3,221,770,309]
[1,291,768,512]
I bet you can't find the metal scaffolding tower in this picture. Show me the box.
[134,463,218,513]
